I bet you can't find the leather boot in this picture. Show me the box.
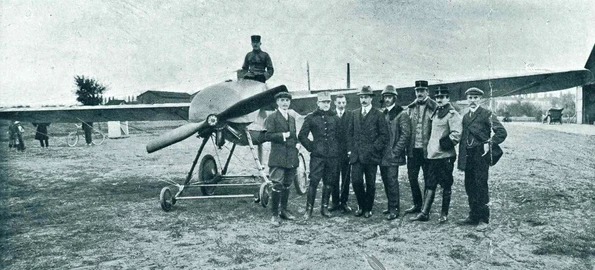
[405,188,424,214]
[270,190,281,227]
[320,185,333,218]
[410,189,435,222]
[303,186,317,219]
[279,188,295,220]
[439,188,451,223]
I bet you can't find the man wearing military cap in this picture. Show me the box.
[241,35,274,83]
[264,91,298,226]
[347,86,389,218]
[411,86,461,223]
[298,91,340,219]
[405,80,437,215]
[457,87,507,231]
[379,85,411,220]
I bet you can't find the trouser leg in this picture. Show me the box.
[380,166,399,213]
[339,158,351,205]
[363,164,377,212]
[351,162,365,211]
[406,149,424,210]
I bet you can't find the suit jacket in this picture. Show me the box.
[336,109,352,160]
[298,109,340,158]
[264,110,299,168]
[347,107,389,165]
[457,106,507,170]
[407,98,437,157]
[380,106,411,166]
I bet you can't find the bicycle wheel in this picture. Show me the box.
[92,124,106,146]
[66,132,79,147]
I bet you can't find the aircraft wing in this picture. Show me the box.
[294,68,593,113]
[0,103,190,123]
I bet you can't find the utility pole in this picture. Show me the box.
[307,61,311,91]
[346,63,351,89]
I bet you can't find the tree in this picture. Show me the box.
[74,75,107,105]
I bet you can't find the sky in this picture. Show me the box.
[0,0,594,106]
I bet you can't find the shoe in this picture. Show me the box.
[475,221,489,232]
[303,204,313,220]
[328,203,340,212]
[321,206,332,218]
[354,209,364,217]
[403,205,421,214]
[386,212,399,221]
[364,211,372,218]
[270,215,280,227]
[438,214,448,224]
[410,212,429,222]
[340,204,352,213]
[456,217,479,226]
[382,209,390,215]
[280,210,295,220]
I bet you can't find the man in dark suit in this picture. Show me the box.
[379,85,411,220]
[457,87,507,231]
[328,94,353,213]
[264,91,299,226]
[347,86,389,218]
[298,91,340,219]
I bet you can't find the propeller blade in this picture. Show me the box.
[146,121,207,153]
[217,85,288,121]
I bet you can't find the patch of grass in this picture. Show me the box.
[449,245,470,261]
[532,232,595,259]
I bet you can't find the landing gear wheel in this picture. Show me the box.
[294,152,309,195]
[159,187,173,212]
[199,154,219,196]
[259,182,271,208]
[66,132,78,147]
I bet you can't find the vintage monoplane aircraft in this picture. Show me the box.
[1,44,594,211]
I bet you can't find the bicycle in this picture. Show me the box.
[66,122,106,147]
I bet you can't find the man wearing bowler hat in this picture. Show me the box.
[411,86,461,223]
[405,80,437,215]
[379,85,411,220]
[241,35,274,83]
[347,86,389,218]
[457,87,507,231]
[264,91,298,226]
[298,91,340,219]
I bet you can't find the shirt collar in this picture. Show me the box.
[469,105,480,113]
[362,104,372,112]
[385,104,395,112]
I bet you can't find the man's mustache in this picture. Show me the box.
[469,102,477,106]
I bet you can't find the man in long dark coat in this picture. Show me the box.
[457,87,507,231]
[329,94,353,213]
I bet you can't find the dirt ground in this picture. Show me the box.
[1,122,594,269]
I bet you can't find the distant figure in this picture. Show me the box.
[33,123,50,148]
[264,91,298,227]
[347,86,389,219]
[82,122,93,146]
[241,35,274,83]
[8,121,25,151]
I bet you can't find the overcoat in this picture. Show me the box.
[347,107,389,165]
[264,110,299,168]
[407,98,437,157]
[457,106,507,170]
[380,106,411,166]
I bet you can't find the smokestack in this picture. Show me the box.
[346,63,351,89]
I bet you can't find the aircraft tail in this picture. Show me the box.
[585,44,595,72]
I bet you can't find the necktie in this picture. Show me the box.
[362,108,367,117]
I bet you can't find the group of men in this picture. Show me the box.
[241,35,508,230]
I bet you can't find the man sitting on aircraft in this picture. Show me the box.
[298,91,340,219]
[241,35,274,83]
[264,91,298,226]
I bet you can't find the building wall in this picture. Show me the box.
[582,84,595,125]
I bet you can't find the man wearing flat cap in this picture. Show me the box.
[264,91,298,226]
[411,86,461,223]
[457,87,507,231]
[241,35,274,83]
[405,80,437,215]
[379,85,411,220]
[298,91,340,219]
[347,86,389,218]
